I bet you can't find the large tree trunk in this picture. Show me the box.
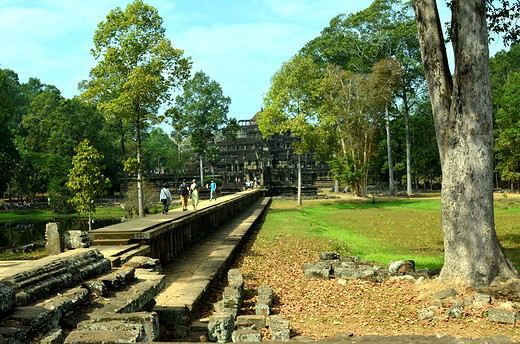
[386,108,395,196]
[413,0,518,288]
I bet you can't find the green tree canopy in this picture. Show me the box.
[66,139,110,231]
[81,0,191,217]
[172,70,234,183]
[259,54,329,205]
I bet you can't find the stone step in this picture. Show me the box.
[0,287,90,343]
[74,312,159,342]
[91,238,133,246]
[89,231,139,240]
[117,245,151,266]
[83,267,136,296]
[65,271,165,329]
[64,328,143,344]
[0,248,111,307]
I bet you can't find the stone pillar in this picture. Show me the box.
[64,230,92,249]
[45,222,64,255]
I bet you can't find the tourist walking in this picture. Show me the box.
[179,179,189,211]
[210,180,217,201]
[190,179,199,210]
[160,183,172,214]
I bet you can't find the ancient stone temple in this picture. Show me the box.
[211,119,332,194]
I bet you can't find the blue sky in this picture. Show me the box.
[0,1,506,125]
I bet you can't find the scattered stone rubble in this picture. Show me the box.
[0,248,165,343]
[418,287,520,325]
[305,252,520,328]
[302,252,435,283]
[207,268,290,342]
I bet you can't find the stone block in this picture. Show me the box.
[105,276,165,314]
[79,312,159,342]
[447,305,464,318]
[338,261,356,269]
[258,286,274,307]
[208,312,235,343]
[255,299,271,316]
[123,256,162,273]
[475,293,492,305]
[64,328,143,344]
[342,256,360,263]
[64,230,91,249]
[83,280,107,297]
[45,223,64,255]
[236,315,266,329]
[232,328,262,342]
[416,268,432,278]
[302,262,330,280]
[35,287,90,319]
[432,288,458,301]
[388,260,416,275]
[334,267,356,280]
[258,285,273,298]
[223,286,242,309]
[0,319,31,343]
[269,315,289,329]
[270,325,290,341]
[6,305,60,340]
[335,267,376,280]
[0,282,16,318]
[155,305,190,329]
[418,309,435,320]
[100,268,136,290]
[39,327,65,344]
[319,252,341,261]
[488,307,518,324]
[228,268,244,291]
[221,307,238,319]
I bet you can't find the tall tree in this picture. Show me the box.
[141,127,188,175]
[82,0,191,217]
[413,0,519,288]
[66,139,110,231]
[494,72,520,187]
[321,60,398,197]
[172,71,233,185]
[489,44,520,188]
[259,55,327,205]
[205,146,221,178]
[0,69,21,193]
[302,0,425,195]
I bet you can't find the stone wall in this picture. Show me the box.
[137,190,264,262]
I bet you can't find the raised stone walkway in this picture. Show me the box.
[154,196,271,337]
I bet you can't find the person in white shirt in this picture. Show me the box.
[160,183,172,214]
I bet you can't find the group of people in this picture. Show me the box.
[159,179,218,214]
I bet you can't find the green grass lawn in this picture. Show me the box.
[263,195,520,271]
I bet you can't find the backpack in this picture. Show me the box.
[179,183,189,195]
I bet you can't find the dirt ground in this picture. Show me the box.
[231,190,520,341]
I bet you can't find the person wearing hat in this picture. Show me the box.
[160,183,172,214]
